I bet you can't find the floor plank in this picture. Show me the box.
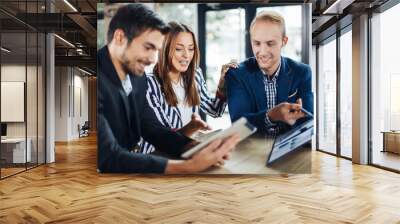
[0,135,400,223]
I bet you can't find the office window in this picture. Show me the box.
[1,21,28,178]
[371,3,400,171]
[256,5,302,62]
[203,8,246,129]
[155,3,197,35]
[339,29,352,158]
[205,8,246,93]
[97,3,105,49]
[317,38,337,154]
[0,0,46,179]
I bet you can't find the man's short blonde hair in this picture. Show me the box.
[250,11,286,37]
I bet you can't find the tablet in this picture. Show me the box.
[267,117,313,165]
[192,129,222,142]
[181,117,257,159]
[290,107,313,118]
[300,107,313,118]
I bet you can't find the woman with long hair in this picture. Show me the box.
[140,21,237,154]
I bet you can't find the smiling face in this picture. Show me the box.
[250,20,287,75]
[117,29,164,76]
[170,32,195,73]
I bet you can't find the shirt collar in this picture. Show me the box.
[262,60,281,81]
[121,74,133,96]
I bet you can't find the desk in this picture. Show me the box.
[1,138,31,163]
[202,133,311,174]
[381,131,400,154]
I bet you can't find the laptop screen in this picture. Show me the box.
[267,118,314,165]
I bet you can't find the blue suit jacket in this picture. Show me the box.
[225,57,314,133]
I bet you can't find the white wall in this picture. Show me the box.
[55,66,69,141]
[1,65,39,138]
[54,66,89,141]
[1,63,46,164]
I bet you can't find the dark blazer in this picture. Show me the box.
[97,46,191,173]
[225,56,314,133]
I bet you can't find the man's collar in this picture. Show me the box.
[121,74,133,96]
[261,59,281,80]
[99,46,126,84]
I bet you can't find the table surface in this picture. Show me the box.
[201,133,311,174]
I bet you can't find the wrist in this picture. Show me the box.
[266,111,277,123]
[218,77,225,88]
[165,159,193,174]
[217,79,225,90]
[179,125,192,136]
[216,88,226,101]
[181,127,195,137]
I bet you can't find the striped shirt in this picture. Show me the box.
[263,62,281,136]
[140,68,227,154]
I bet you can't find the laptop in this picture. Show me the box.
[266,111,314,166]
[186,112,313,164]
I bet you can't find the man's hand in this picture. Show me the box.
[165,134,241,174]
[267,99,305,126]
[179,114,211,137]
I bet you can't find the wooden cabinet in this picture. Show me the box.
[382,131,400,154]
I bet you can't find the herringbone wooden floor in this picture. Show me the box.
[1,135,400,223]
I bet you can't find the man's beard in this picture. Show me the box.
[121,60,134,76]
[121,55,142,77]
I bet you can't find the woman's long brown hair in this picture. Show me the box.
[153,21,200,107]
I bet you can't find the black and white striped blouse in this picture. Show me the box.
[140,68,227,154]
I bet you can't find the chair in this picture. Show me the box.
[78,121,90,138]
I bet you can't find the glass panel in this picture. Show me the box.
[371,3,400,171]
[27,30,38,169]
[97,3,105,49]
[38,32,45,165]
[0,0,46,178]
[26,0,39,169]
[155,3,197,33]
[205,8,246,93]
[1,4,28,177]
[317,38,337,154]
[205,8,246,129]
[340,30,352,158]
[256,5,302,62]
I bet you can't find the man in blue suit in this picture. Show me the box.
[225,11,313,135]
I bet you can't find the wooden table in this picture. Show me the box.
[202,133,311,174]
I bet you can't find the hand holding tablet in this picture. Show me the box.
[181,117,257,159]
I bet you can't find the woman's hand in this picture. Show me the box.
[217,60,239,95]
[179,114,211,137]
